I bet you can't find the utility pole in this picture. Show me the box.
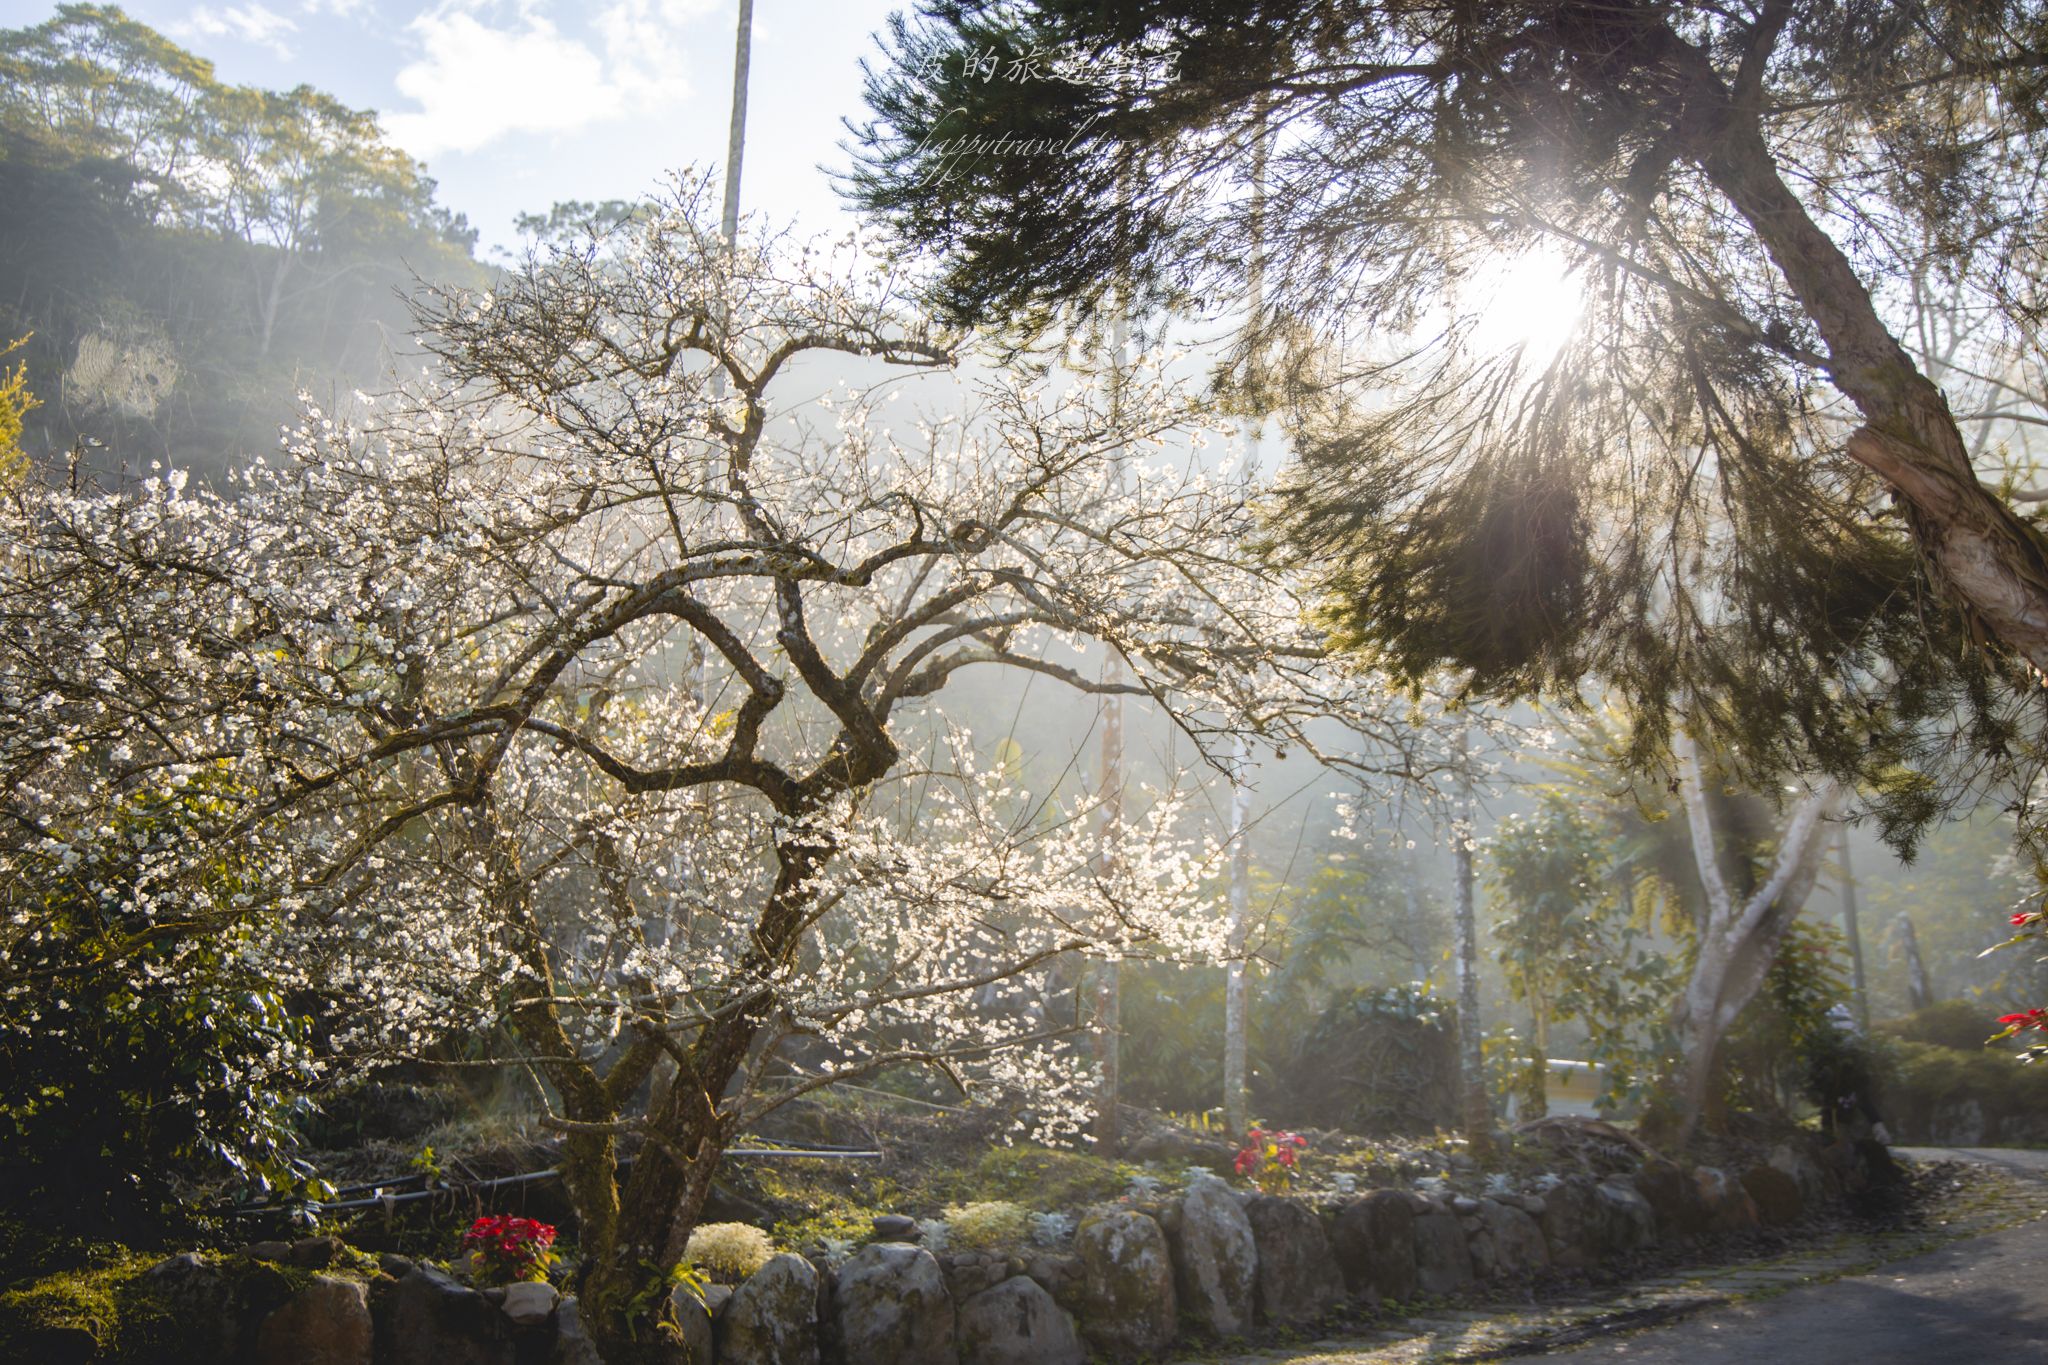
[720,0,754,244]
[1221,102,1268,1141]
[1451,729,1494,1152]
[1222,734,1253,1139]
[1093,311,1129,1156]
[1836,824,1870,1031]
[1395,783,1431,983]
[1094,642,1125,1154]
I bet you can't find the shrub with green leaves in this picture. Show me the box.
[0,773,320,1235]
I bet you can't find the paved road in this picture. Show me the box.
[1553,1147,2048,1364]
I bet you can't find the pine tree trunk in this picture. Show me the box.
[1687,69,2048,671]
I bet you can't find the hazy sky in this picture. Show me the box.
[4,0,907,254]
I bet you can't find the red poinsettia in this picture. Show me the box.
[1234,1127,1309,1194]
[463,1214,558,1284]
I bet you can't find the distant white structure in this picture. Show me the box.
[1503,1059,1611,1120]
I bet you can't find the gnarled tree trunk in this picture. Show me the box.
[1681,42,2048,673]
[1664,733,1840,1149]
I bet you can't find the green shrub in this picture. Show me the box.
[1878,1000,2017,1053]
[960,1146,1139,1210]
[0,1252,204,1364]
[0,774,321,1236]
[941,1201,1029,1251]
[1878,1036,2048,1144]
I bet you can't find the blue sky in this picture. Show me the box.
[1,0,906,254]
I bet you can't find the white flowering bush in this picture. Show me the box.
[941,1200,1030,1252]
[683,1223,776,1283]
[0,171,1446,1353]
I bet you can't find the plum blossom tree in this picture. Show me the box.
[0,174,1421,1358]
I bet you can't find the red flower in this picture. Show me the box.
[1997,1008,2048,1031]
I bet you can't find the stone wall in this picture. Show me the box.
[114,1133,1888,1364]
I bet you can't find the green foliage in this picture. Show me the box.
[1720,918,1855,1119]
[1880,999,2024,1053]
[0,771,320,1236]
[1120,844,1438,1117]
[0,334,32,485]
[1278,981,1458,1134]
[1859,811,2040,1017]
[1878,1034,2048,1143]
[1488,792,1680,1111]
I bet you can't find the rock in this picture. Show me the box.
[1741,1164,1804,1227]
[957,1276,1085,1365]
[1167,1177,1256,1335]
[1593,1178,1656,1256]
[1330,1189,1418,1302]
[668,1285,716,1365]
[289,1235,346,1269]
[702,1283,735,1317]
[721,1252,821,1365]
[1476,1199,1550,1278]
[1534,1177,1598,1269]
[1411,1211,1474,1295]
[1632,1161,1704,1238]
[254,1274,372,1365]
[375,1264,514,1365]
[1693,1167,1760,1234]
[1243,1195,1341,1325]
[831,1243,951,1365]
[378,1253,417,1278]
[1769,1138,1834,1208]
[871,1214,919,1240]
[501,1280,560,1327]
[140,1253,236,1360]
[1450,1195,1481,1215]
[1126,1128,1239,1176]
[243,1240,293,1263]
[1072,1208,1177,1359]
[550,1297,606,1365]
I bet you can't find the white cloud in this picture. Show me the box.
[595,0,719,106]
[382,0,714,161]
[301,0,373,18]
[172,4,300,60]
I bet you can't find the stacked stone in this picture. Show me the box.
[129,1132,1873,1364]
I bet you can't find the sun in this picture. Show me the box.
[1463,248,1586,365]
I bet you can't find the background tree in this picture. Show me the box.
[1488,792,1678,1118]
[0,5,479,478]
